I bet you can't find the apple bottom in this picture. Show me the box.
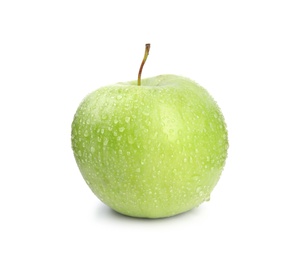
[79,156,221,218]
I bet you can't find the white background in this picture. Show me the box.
[1,0,305,259]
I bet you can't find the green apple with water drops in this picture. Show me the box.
[71,44,228,218]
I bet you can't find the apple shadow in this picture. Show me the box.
[94,202,208,223]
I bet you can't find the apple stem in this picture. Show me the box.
[138,43,151,86]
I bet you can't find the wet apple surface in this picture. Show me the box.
[72,74,228,218]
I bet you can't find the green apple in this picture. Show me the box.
[71,44,228,218]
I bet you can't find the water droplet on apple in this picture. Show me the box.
[128,135,134,144]
[125,117,130,123]
[209,122,214,130]
[117,95,123,100]
[84,130,89,137]
[91,147,95,153]
[114,119,119,124]
[119,127,125,132]
[136,168,141,173]
[101,128,105,134]
[192,175,200,181]
[97,136,101,142]
[103,138,109,146]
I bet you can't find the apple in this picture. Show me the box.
[71,44,228,218]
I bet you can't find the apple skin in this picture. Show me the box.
[71,74,228,218]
